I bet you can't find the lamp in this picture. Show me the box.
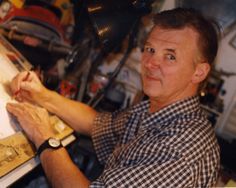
[62,0,153,102]
[87,0,152,52]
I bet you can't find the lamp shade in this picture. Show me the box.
[87,0,151,52]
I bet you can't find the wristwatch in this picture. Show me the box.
[37,137,62,157]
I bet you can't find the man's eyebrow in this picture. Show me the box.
[144,41,152,46]
[165,48,176,53]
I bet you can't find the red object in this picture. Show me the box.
[23,36,41,47]
[59,80,78,99]
[1,5,65,41]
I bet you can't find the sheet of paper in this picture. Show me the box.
[0,99,20,139]
[0,51,21,139]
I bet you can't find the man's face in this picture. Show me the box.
[141,26,205,102]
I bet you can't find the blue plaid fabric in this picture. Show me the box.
[91,96,220,187]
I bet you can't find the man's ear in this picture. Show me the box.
[192,62,210,84]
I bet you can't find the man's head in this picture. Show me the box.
[153,7,219,68]
[141,8,220,108]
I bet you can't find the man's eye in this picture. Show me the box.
[166,54,176,61]
[144,47,155,54]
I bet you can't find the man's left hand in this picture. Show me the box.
[6,102,54,148]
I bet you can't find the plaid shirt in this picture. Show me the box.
[90,96,220,187]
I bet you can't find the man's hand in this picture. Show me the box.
[11,71,49,105]
[6,102,54,148]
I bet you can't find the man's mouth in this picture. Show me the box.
[144,73,162,82]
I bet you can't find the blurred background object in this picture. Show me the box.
[0,0,73,70]
[0,0,153,110]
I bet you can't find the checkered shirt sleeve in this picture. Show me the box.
[91,109,129,164]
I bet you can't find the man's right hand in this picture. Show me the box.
[11,71,49,105]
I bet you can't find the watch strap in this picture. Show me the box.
[37,138,62,157]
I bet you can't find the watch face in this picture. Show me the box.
[48,138,61,148]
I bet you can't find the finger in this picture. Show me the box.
[18,90,31,99]
[6,102,24,110]
[11,71,29,93]
[23,102,37,110]
[11,75,20,94]
[20,102,45,119]
[7,103,36,125]
[20,81,33,92]
[23,71,40,83]
[12,95,23,102]
[6,103,24,116]
[20,73,43,93]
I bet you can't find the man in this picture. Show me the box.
[7,8,220,187]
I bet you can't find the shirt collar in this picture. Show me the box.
[131,95,201,127]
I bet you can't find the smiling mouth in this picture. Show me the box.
[144,74,162,82]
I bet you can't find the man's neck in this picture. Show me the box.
[149,92,197,113]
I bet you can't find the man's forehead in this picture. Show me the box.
[147,26,199,46]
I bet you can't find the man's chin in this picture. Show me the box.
[143,87,161,98]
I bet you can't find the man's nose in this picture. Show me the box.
[143,55,161,69]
